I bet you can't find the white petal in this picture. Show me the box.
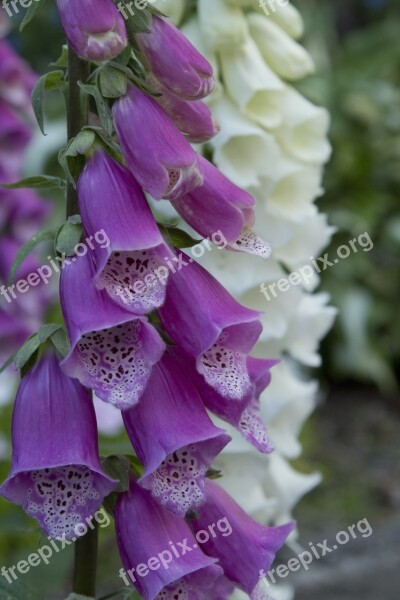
[259,1,304,40]
[198,0,249,50]
[151,0,185,25]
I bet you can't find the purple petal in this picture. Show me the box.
[113,85,203,200]
[0,40,37,110]
[56,0,127,61]
[78,149,169,315]
[123,350,230,514]
[0,353,116,538]
[115,478,220,600]
[60,252,165,410]
[136,16,215,100]
[190,480,295,596]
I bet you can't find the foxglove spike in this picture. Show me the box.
[113,84,203,200]
[0,353,116,539]
[122,350,230,515]
[60,252,165,410]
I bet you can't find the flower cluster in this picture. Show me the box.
[157,0,337,579]
[0,3,296,600]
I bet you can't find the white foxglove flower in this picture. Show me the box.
[198,0,249,50]
[220,37,284,129]
[259,0,304,40]
[210,94,281,188]
[152,0,185,25]
[275,86,332,164]
[248,12,315,80]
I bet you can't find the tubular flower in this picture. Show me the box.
[113,84,203,200]
[135,16,215,100]
[78,149,169,315]
[190,480,295,599]
[122,350,230,515]
[0,353,116,539]
[0,100,32,176]
[173,350,276,454]
[60,252,165,410]
[115,478,227,600]
[56,0,127,62]
[149,76,220,143]
[158,253,262,401]
[171,155,272,258]
[0,40,36,110]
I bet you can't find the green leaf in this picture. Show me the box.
[0,351,18,375]
[56,218,83,256]
[159,225,202,248]
[100,455,131,493]
[64,595,94,600]
[51,45,69,68]
[50,328,70,358]
[19,0,49,31]
[14,334,41,371]
[1,175,66,191]
[31,70,66,135]
[98,590,141,600]
[127,7,153,33]
[99,66,128,98]
[7,229,57,287]
[67,129,97,157]
[38,324,63,344]
[78,83,114,137]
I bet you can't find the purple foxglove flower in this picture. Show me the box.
[172,350,277,454]
[172,156,272,259]
[0,100,32,175]
[158,252,262,401]
[56,0,127,62]
[122,350,230,515]
[136,16,215,100]
[60,252,165,410]
[149,76,219,143]
[78,149,169,315]
[0,353,116,539]
[0,41,37,110]
[115,477,227,600]
[0,309,33,362]
[0,188,50,241]
[113,84,203,200]
[190,480,295,598]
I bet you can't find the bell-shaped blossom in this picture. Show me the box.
[113,84,203,200]
[172,155,271,258]
[61,252,165,410]
[190,480,294,597]
[149,76,220,143]
[135,16,214,100]
[198,0,249,50]
[220,38,284,130]
[78,149,168,314]
[56,0,127,62]
[123,349,230,515]
[275,86,332,164]
[173,350,275,454]
[0,101,32,175]
[158,253,262,401]
[0,353,116,539]
[248,13,314,81]
[209,95,282,189]
[115,477,227,600]
[0,41,37,110]
[266,1,304,40]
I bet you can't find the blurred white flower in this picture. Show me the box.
[262,1,304,40]
[198,0,249,50]
[152,0,185,25]
[248,12,315,80]
[220,37,284,129]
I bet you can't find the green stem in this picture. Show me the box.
[72,522,99,597]
[66,45,90,219]
[66,44,98,597]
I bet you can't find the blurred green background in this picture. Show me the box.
[0,0,399,598]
